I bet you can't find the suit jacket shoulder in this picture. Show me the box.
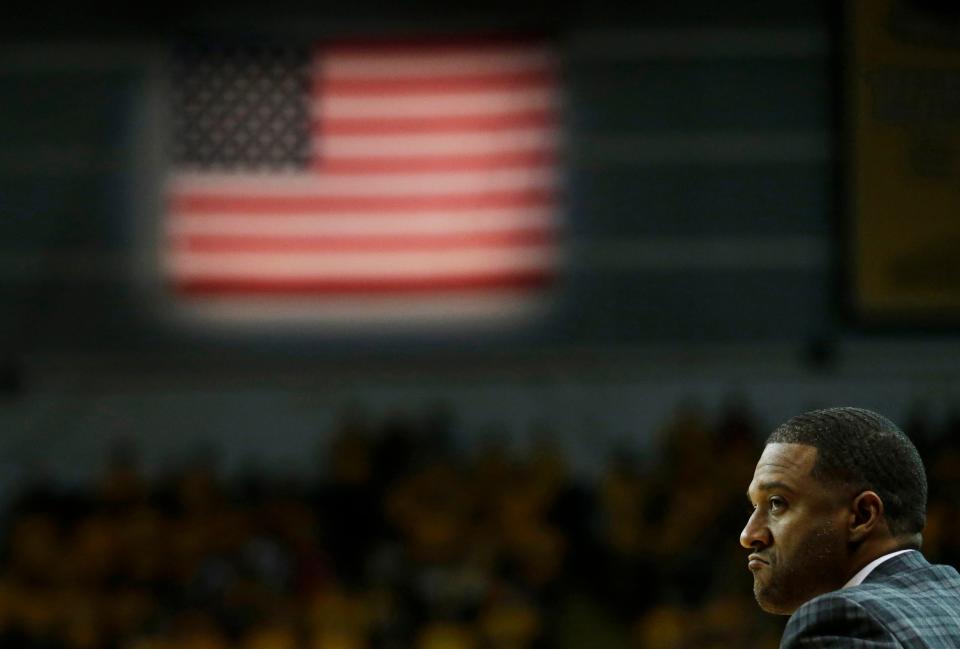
[781,551,960,649]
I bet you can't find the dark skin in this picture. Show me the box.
[740,443,922,615]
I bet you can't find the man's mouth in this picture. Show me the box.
[748,554,769,571]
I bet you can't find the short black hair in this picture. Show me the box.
[766,406,927,537]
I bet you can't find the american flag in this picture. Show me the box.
[163,37,564,329]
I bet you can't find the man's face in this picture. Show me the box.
[740,443,851,615]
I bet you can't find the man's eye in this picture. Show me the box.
[769,496,787,512]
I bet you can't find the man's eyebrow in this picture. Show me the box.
[746,481,797,500]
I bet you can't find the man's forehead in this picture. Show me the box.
[749,443,818,490]
[758,442,818,470]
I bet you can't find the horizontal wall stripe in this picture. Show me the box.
[569,28,828,60]
[574,236,828,271]
[576,132,830,164]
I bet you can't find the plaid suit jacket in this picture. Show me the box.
[781,551,960,648]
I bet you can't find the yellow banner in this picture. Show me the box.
[850,0,960,321]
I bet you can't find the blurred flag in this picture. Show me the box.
[163,37,564,330]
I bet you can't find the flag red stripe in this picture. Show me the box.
[315,150,556,174]
[173,228,555,253]
[318,70,554,96]
[318,110,555,135]
[171,189,554,214]
[174,271,554,296]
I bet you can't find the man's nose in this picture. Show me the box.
[740,509,771,550]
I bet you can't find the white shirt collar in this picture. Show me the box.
[843,549,915,588]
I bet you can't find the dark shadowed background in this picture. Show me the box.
[1,1,959,648]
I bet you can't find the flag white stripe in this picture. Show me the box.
[321,49,556,78]
[168,246,557,279]
[168,168,556,195]
[168,209,557,237]
[314,88,559,118]
[314,129,556,157]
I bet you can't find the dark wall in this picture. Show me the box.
[2,2,846,359]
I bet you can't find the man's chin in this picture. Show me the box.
[754,584,797,616]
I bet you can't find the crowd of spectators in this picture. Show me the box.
[1,398,959,649]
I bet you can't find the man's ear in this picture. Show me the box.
[849,491,884,542]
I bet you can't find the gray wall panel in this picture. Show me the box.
[568,58,831,133]
[0,176,118,246]
[558,268,831,341]
[0,72,132,150]
[568,162,834,237]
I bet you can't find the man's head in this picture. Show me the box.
[740,407,927,615]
